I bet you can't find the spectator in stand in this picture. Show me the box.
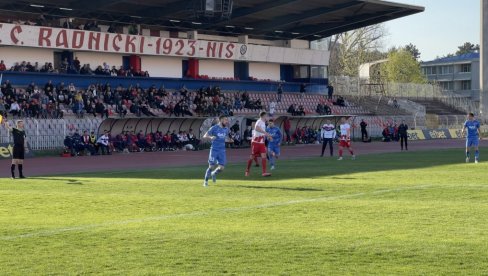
[0,60,6,71]
[277,83,283,102]
[233,95,242,110]
[287,104,297,116]
[327,84,334,100]
[334,96,345,107]
[269,99,277,116]
[95,99,109,118]
[316,103,325,115]
[9,100,20,117]
[297,105,305,116]
[140,102,156,117]
[300,83,306,99]
[73,57,81,73]
[60,58,69,73]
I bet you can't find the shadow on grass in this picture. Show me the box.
[235,185,323,192]
[49,149,474,181]
[33,177,84,185]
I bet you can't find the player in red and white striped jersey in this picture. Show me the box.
[246,111,272,177]
[338,117,356,160]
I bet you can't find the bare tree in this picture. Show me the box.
[328,24,387,77]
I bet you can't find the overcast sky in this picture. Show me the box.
[382,0,480,61]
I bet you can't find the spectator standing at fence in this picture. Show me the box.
[398,120,409,151]
[3,120,28,179]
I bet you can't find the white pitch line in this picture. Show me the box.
[0,184,433,241]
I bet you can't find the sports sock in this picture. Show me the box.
[466,151,470,158]
[18,164,23,177]
[349,150,354,155]
[329,143,333,156]
[11,164,15,178]
[212,167,222,175]
[339,149,343,157]
[246,159,253,172]
[262,159,267,174]
[269,155,275,167]
[253,156,258,165]
[475,150,480,160]
[204,168,212,181]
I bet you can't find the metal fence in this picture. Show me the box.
[0,118,103,150]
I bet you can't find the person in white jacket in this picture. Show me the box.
[320,122,336,157]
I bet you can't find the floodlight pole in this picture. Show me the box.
[480,0,488,120]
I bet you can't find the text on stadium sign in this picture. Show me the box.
[0,23,329,65]
[0,23,237,59]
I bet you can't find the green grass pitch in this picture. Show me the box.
[1,148,488,275]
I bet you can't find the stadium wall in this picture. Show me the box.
[249,63,281,81]
[74,52,123,70]
[1,46,54,68]
[1,71,327,92]
[140,56,182,78]
[199,60,234,78]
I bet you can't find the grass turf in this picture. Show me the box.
[0,148,487,275]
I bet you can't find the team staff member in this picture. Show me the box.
[398,120,409,151]
[3,120,28,179]
[320,121,336,157]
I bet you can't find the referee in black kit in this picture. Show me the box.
[4,120,28,179]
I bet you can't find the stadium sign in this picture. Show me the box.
[0,143,34,159]
[407,129,465,140]
[0,23,327,65]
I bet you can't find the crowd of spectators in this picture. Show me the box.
[0,78,274,120]
[1,58,150,78]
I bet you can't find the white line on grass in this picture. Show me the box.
[1,184,433,241]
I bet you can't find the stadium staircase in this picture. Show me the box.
[345,96,410,116]
[409,99,466,129]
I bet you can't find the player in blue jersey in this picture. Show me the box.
[266,119,282,170]
[461,112,481,163]
[202,115,233,187]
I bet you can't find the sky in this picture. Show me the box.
[383,0,480,61]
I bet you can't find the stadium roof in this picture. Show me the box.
[422,52,480,65]
[0,0,424,41]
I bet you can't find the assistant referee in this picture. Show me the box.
[4,120,28,179]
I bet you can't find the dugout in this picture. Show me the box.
[98,115,356,138]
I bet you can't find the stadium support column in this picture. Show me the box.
[187,31,199,78]
[480,0,488,119]
[238,35,248,44]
